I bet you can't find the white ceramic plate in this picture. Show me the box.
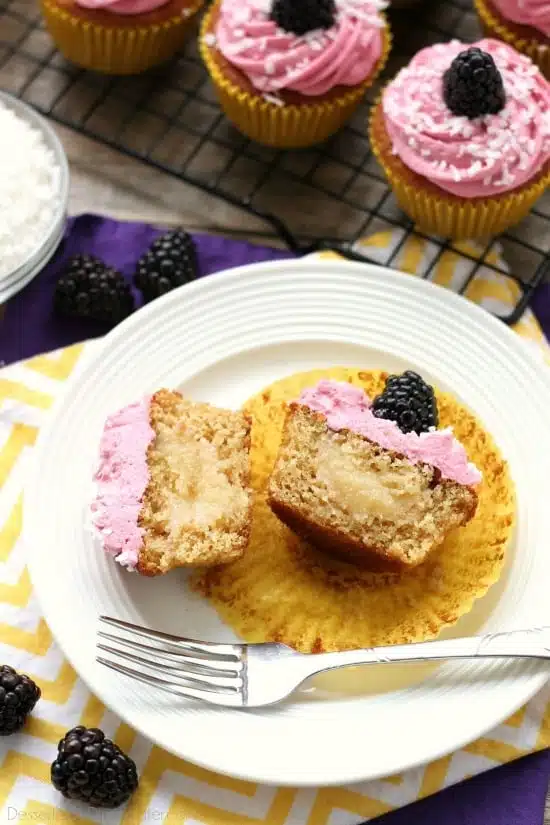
[25,260,550,787]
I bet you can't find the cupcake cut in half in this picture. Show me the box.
[369,38,550,240]
[267,376,480,571]
[200,0,391,148]
[91,389,253,575]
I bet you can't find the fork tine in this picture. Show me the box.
[97,642,242,690]
[98,631,242,674]
[96,657,244,707]
[99,616,240,660]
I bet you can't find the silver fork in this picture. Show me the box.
[96,617,550,708]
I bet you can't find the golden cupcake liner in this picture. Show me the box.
[474,0,550,79]
[191,368,514,653]
[41,0,202,75]
[199,4,391,149]
[369,101,550,241]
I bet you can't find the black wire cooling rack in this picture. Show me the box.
[1,0,549,324]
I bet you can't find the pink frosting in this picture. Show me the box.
[75,0,169,15]
[212,0,386,97]
[491,0,550,36]
[299,380,482,486]
[90,397,154,570]
[382,39,550,197]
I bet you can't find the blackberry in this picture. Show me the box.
[372,371,438,434]
[443,47,506,119]
[54,256,135,325]
[51,727,139,809]
[0,665,41,735]
[134,229,198,303]
[270,0,336,36]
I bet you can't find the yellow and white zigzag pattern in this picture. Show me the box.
[1,237,549,825]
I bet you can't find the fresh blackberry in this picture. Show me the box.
[51,726,139,809]
[0,665,41,735]
[54,256,135,324]
[443,47,506,119]
[372,371,438,434]
[134,229,198,303]
[270,0,336,36]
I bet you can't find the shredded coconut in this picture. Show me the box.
[0,101,61,280]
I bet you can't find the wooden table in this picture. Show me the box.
[58,121,289,246]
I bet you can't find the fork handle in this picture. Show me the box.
[301,627,550,678]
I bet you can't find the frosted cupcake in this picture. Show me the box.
[474,0,549,79]
[41,0,204,75]
[200,0,391,148]
[370,39,550,240]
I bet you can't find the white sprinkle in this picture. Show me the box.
[0,102,61,279]
[263,93,284,107]
[449,164,461,182]
[203,32,216,46]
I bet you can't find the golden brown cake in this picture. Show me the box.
[191,368,514,653]
[268,403,478,572]
[91,389,253,576]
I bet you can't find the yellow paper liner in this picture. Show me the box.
[191,368,515,654]
[199,3,391,149]
[369,101,550,241]
[474,0,550,79]
[41,0,203,75]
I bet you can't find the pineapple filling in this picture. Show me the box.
[154,429,248,528]
[316,437,429,522]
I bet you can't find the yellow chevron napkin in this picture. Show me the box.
[1,234,549,825]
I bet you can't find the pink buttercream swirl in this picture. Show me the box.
[76,0,170,16]
[90,397,154,570]
[212,0,387,96]
[299,380,482,487]
[382,39,550,197]
[491,0,550,36]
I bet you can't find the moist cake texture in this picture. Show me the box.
[191,367,514,653]
[268,401,478,570]
[91,389,253,575]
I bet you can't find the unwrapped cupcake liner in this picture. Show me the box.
[200,4,391,149]
[474,0,549,79]
[41,0,202,75]
[369,102,550,241]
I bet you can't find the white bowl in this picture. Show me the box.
[0,91,69,303]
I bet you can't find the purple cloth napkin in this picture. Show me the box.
[0,214,293,366]
[1,214,549,825]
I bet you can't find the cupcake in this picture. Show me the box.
[41,0,204,75]
[370,39,550,240]
[200,0,391,148]
[474,0,549,79]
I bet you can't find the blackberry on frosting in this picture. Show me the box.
[443,47,506,119]
[378,39,550,198]
[270,0,336,35]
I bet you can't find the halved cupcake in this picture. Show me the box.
[267,375,480,571]
[200,0,391,148]
[369,39,550,240]
[91,389,253,575]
